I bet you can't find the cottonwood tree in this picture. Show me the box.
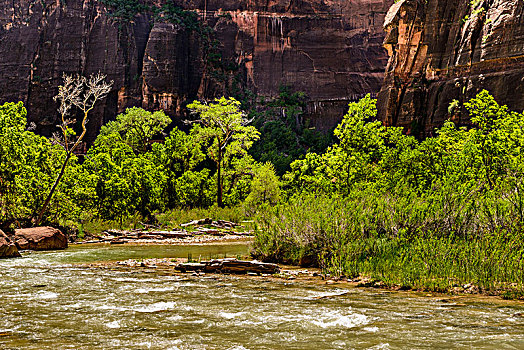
[187,97,260,207]
[35,73,113,225]
[96,107,172,154]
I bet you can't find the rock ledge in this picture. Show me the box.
[176,258,279,275]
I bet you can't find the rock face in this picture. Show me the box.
[377,0,524,136]
[0,0,393,141]
[14,227,68,251]
[0,230,21,258]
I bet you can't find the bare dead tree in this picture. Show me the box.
[34,73,113,226]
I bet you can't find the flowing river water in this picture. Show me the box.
[1,243,524,350]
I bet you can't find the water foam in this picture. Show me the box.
[219,312,245,319]
[307,289,350,300]
[134,301,177,313]
[105,321,121,329]
[364,326,380,333]
[35,291,58,300]
[134,287,175,294]
[311,311,369,329]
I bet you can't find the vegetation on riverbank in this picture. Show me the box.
[252,91,524,298]
[2,81,524,297]
[252,195,524,298]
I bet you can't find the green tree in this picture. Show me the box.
[0,102,81,229]
[284,95,389,194]
[98,107,171,154]
[245,162,281,208]
[0,102,43,228]
[85,107,170,221]
[152,127,208,208]
[187,97,260,207]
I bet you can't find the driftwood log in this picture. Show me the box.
[176,258,279,275]
[144,231,193,239]
[180,218,240,229]
[80,223,253,244]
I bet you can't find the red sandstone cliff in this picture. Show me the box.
[377,0,524,136]
[0,0,392,141]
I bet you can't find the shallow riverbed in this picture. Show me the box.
[1,243,523,349]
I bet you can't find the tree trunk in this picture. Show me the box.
[217,148,223,208]
[34,152,71,226]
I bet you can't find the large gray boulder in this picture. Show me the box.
[0,229,21,258]
[14,227,68,251]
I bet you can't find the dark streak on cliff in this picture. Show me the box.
[378,0,524,136]
[0,0,393,142]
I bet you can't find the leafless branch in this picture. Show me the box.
[35,72,113,226]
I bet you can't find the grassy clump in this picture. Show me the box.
[252,193,524,295]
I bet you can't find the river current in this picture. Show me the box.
[1,243,523,349]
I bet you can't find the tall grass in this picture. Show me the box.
[252,187,524,295]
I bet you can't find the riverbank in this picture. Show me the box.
[72,234,254,246]
[251,195,524,301]
[72,216,255,246]
[11,222,523,301]
[79,252,524,303]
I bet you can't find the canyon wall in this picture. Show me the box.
[0,0,393,142]
[377,0,524,136]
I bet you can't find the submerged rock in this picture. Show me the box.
[14,227,68,251]
[0,230,21,258]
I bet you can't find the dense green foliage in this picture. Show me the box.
[0,102,90,230]
[252,91,524,295]
[0,98,276,230]
[0,102,56,228]
[248,87,333,175]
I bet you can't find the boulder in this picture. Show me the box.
[0,230,21,258]
[14,227,68,251]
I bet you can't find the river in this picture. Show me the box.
[1,243,523,349]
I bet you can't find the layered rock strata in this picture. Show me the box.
[0,0,393,141]
[377,0,524,136]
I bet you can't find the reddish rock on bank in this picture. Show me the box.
[0,230,21,258]
[14,227,68,251]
